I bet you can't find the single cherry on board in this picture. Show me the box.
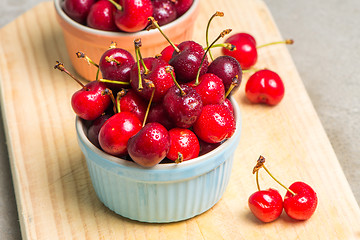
[245,69,285,106]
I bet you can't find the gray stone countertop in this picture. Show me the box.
[0,0,359,239]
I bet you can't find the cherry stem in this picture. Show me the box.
[175,152,184,164]
[195,29,232,86]
[224,76,240,98]
[105,56,121,65]
[254,155,297,196]
[108,0,123,11]
[147,17,180,53]
[206,11,224,61]
[255,170,261,191]
[101,88,117,114]
[109,41,117,49]
[116,89,128,114]
[54,61,88,90]
[134,39,144,91]
[76,51,100,80]
[99,78,130,86]
[203,43,236,51]
[256,39,294,49]
[142,80,155,127]
[166,66,185,96]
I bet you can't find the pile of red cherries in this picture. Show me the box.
[62,0,193,32]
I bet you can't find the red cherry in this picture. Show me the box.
[98,112,142,157]
[221,98,234,115]
[146,102,175,130]
[86,0,118,31]
[222,33,257,70]
[130,57,174,102]
[198,139,221,156]
[118,89,147,122]
[152,0,177,26]
[284,181,318,220]
[167,128,200,162]
[193,104,235,143]
[71,81,112,120]
[187,73,225,106]
[111,0,153,32]
[99,46,135,90]
[62,0,95,24]
[158,44,178,63]
[245,69,285,105]
[248,188,283,223]
[127,122,170,167]
[87,114,111,148]
[169,40,209,83]
[173,0,193,17]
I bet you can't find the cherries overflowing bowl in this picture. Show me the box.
[54,0,200,81]
[75,97,241,223]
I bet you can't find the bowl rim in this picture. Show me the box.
[76,97,242,172]
[54,0,200,37]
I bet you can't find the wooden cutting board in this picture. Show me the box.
[1,1,360,239]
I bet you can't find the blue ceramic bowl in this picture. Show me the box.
[76,98,242,223]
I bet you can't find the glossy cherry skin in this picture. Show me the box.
[284,181,318,220]
[87,114,111,148]
[193,104,235,143]
[62,0,95,24]
[222,33,257,70]
[130,57,174,102]
[167,128,200,161]
[118,89,147,122]
[207,55,242,94]
[163,84,203,128]
[222,98,234,115]
[71,81,112,121]
[169,41,209,83]
[86,0,118,31]
[146,102,175,130]
[98,112,142,157]
[245,69,285,105]
[158,44,178,63]
[127,122,170,168]
[248,188,283,223]
[152,0,177,26]
[113,0,153,32]
[99,47,135,91]
[173,0,193,17]
[187,73,225,106]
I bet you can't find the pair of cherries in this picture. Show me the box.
[62,0,193,32]
[248,156,318,222]
[221,32,293,106]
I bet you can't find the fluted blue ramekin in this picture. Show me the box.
[76,98,242,223]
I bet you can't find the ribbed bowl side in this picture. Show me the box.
[85,153,235,223]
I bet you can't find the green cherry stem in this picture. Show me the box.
[142,80,155,127]
[99,78,131,86]
[224,76,240,98]
[257,39,294,49]
[54,61,88,90]
[254,155,297,196]
[134,39,144,91]
[205,11,224,61]
[147,16,180,53]
[194,28,232,86]
[102,88,117,114]
[76,51,100,81]
[108,0,123,11]
[255,169,261,191]
[203,43,236,51]
[166,66,185,96]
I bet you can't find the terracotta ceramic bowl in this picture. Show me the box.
[54,0,200,81]
[76,97,242,223]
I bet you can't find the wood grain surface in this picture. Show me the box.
[0,1,360,239]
